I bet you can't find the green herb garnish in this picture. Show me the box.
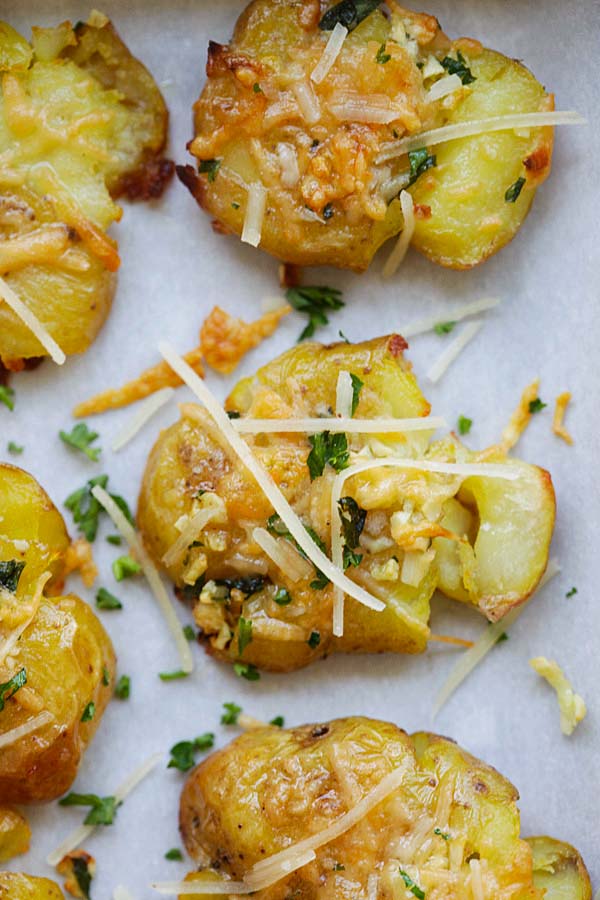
[350,373,363,416]
[112,555,141,581]
[102,667,111,686]
[106,534,122,545]
[65,475,133,542]
[81,701,96,722]
[319,0,381,32]
[165,848,184,861]
[440,49,475,84]
[433,320,456,335]
[338,329,350,343]
[114,675,130,700]
[376,42,391,64]
[457,415,472,436]
[0,559,25,593]
[307,631,321,649]
[0,668,26,711]
[221,702,242,725]
[434,827,450,840]
[7,441,23,455]
[0,386,15,411]
[183,624,196,640]
[253,82,263,93]
[307,431,349,480]
[159,670,189,682]
[59,793,118,826]
[323,202,334,220]
[505,176,526,203]
[234,662,260,681]
[399,870,425,899]
[59,423,101,461]
[270,715,284,727]
[528,397,547,413]
[333,863,345,871]
[199,159,221,182]
[566,586,578,598]
[274,588,292,606]
[72,855,93,899]
[96,587,122,610]
[408,148,436,186]
[237,616,253,656]
[286,286,344,341]
[168,734,215,772]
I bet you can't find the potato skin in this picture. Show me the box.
[0,465,115,803]
[0,874,65,900]
[183,0,554,271]
[179,717,586,898]
[528,836,592,899]
[0,806,31,863]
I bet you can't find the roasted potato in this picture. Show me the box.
[0,464,115,803]
[0,875,65,900]
[528,836,592,900]
[178,717,591,900]
[180,0,553,271]
[138,336,555,673]
[0,806,30,862]
[0,12,172,368]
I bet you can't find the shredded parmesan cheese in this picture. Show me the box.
[90,486,193,674]
[399,298,500,338]
[114,887,136,900]
[47,752,162,866]
[162,506,224,568]
[276,143,300,188]
[433,558,561,716]
[201,305,290,374]
[311,23,348,84]
[292,81,322,124]
[329,93,404,124]
[0,709,54,750]
[0,275,66,364]
[426,320,483,383]
[469,858,485,900]
[382,190,415,277]
[233,416,445,435]
[335,371,354,419]
[425,73,462,103]
[253,527,314,582]
[552,391,573,445]
[111,388,175,452]
[376,110,586,163]
[241,183,267,247]
[530,656,587,735]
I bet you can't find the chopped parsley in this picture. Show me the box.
[237,617,253,656]
[65,475,133,543]
[221,702,242,725]
[0,559,25,593]
[114,675,130,700]
[338,497,366,555]
[96,587,122,610]
[253,82,263,93]
[496,631,509,643]
[231,202,240,210]
[71,855,93,899]
[183,624,196,640]
[528,397,547,413]
[434,827,450,840]
[350,373,363,416]
[307,630,321,649]
[338,329,350,343]
[106,534,122,546]
[199,158,221,182]
[408,148,437,186]
[307,431,349,480]
[566,586,578,598]
[102,667,111,686]
[159,670,189,682]
[59,423,101,462]
[457,415,472,436]
[234,662,260,681]
[0,386,15,411]
[168,734,215,772]
[274,587,292,606]
[112,555,142,581]
[285,285,344,341]
[7,441,23,455]
[59,793,118,826]
[165,848,184,861]
[376,42,391,64]
[433,320,456,335]
[440,49,475,85]
[319,0,382,31]
[0,668,26,711]
[399,870,425,899]
[505,176,526,203]
[270,715,284,727]
[81,701,96,722]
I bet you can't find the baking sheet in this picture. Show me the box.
[1,0,599,892]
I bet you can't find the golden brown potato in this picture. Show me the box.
[0,464,115,804]
[528,836,592,900]
[0,874,65,900]
[178,717,590,900]
[180,0,553,271]
[0,12,172,368]
[138,336,555,673]
[0,806,31,863]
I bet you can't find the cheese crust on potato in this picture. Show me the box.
[0,12,172,368]
[138,336,555,673]
[178,717,591,900]
[180,0,554,271]
[0,464,115,804]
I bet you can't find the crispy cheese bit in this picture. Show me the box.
[200,305,291,375]
[553,391,573,445]
[63,538,98,588]
[73,350,205,418]
[57,850,96,900]
[530,656,587,736]
[498,378,540,453]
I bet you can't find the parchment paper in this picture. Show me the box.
[1,0,599,893]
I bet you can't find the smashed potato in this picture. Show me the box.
[0,874,65,900]
[180,0,554,271]
[0,806,31,862]
[138,336,555,673]
[0,464,115,803]
[0,12,172,367]
[178,717,591,899]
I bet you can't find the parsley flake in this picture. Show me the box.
[319,0,381,31]
[234,662,260,681]
[350,373,363,416]
[165,848,184,861]
[338,329,350,343]
[114,675,130,700]
[65,475,133,543]
[286,285,344,341]
[96,587,122,610]
[399,869,425,899]
[440,49,475,84]
[270,715,284,727]
[159,670,189,682]
[106,534,122,546]
[307,630,321,649]
[457,415,472,436]
[505,176,526,203]
[183,624,196,640]
[81,701,95,722]
[566,586,578,598]
[323,202,334,220]
[529,397,547,414]
[274,587,293,606]
[168,734,215,772]
[102,667,111,686]
[0,386,15,411]
[307,431,349,480]
[0,668,26,711]
[238,617,253,656]
[199,159,221,182]
[408,148,437,186]
[253,82,263,93]
[112,555,141,581]
[221,702,242,725]
[434,320,456,335]
[71,855,93,900]
[0,559,25,593]
[7,441,23,455]
[434,827,450,840]
[59,793,118,826]
[333,863,345,871]
[59,423,101,462]
[376,42,391,64]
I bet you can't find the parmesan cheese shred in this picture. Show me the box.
[0,275,66,364]
[382,190,415,277]
[311,22,348,85]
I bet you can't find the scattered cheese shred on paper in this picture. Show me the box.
[530,656,587,735]
[498,378,540,453]
[553,391,573,444]
[200,304,291,375]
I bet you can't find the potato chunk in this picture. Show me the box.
[0,874,65,900]
[181,0,554,271]
[138,336,555,673]
[178,717,589,899]
[0,806,30,863]
[528,836,592,900]
[0,464,115,803]
[0,13,172,367]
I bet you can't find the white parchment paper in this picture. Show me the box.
[1,0,599,894]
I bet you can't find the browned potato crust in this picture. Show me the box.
[0,874,65,900]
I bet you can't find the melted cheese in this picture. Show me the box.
[311,23,348,85]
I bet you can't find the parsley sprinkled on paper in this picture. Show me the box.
[81,701,96,722]
[0,386,15,411]
[221,702,242,725]
[270,715,284,727]
[529,397,547,414]
[183,624,196,640]
[434,320,456,335]
[165,848,184,861]
[199,158,221,182]
[59,423,101,461]
[505,176,526,203]
[307,432,349,480]
[0,668,26,711]
[96,587,122,610]
[441,49,475,84]
[7,441,23,455]
[566,586,578,598]
[319,0,381,31]
[234,662,260,681]
[114,675,130,700]
[159,670,189,682]
[408,148,437,186]
[112,555,141,581]
[399,869,425,899]
[59,793,119,826]
[376,42,391,64]
[457,415,472,436]
[238,617,253,656]
[286,286,344,341]
[0,559,25,593]
[65,475,133,542]
[168,734,215,772]
[106,534,122,546]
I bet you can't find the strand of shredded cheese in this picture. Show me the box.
[111,388,175,452]
[233,416,446,434]
[0,571,51,667]
[90,486,194,673]
[552,392,573,444]
[162,507,222,568]
[426,320,483,383]
[253,527,314,582]
[425,73,462,103]
[241,183,267,247]
[376,110,586,163]
[114,888,137,900]
[335,370,354,419]
[0,709,54,750]
[47,752,162,866]
[0,276,66,364]
[311,22,348,84]
[292,81,321,124]
[382,191,415,277]
[399,298,500,338]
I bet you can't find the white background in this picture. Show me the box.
[1,0,599,894]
